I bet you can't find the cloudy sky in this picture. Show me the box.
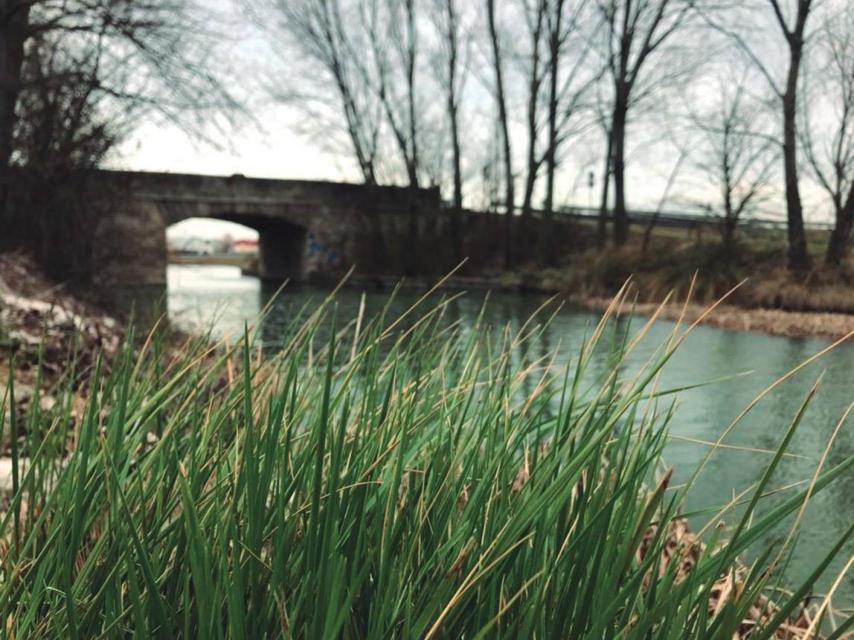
[110,0,842,240]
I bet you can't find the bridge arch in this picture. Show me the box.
[89,170,442,288]
[166,213,310,281]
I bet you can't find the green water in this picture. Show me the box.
[165,264,854,607]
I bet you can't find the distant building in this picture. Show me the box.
[233,238,259,255]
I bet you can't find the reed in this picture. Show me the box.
[0,288,851,638]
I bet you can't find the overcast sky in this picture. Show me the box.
[108,0,842,238]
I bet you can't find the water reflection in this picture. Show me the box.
[165,264,854,606]
[168,265,261,339]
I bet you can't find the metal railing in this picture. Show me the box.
[475,202,834,232]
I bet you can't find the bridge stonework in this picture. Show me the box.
[89,171,441,286]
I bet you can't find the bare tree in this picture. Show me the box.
[765,0,815,271]
[802,6,854,266]
[365,0,423,187]
[436,0,464,212]
[519,0,547,226]
[264,0,383,184]
[1,0,240,270]
[593,84,614,247]
[597,0,693,246]
[691,75,778,248]
[8,33,116,280]
[431,0,466,260]
[543,0,568,241]
[540,0,599,265]
[486,0,515,266]
[704,0,817,270]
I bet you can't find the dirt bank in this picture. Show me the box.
[1,253,124,459]
[577,296,854,341]
[495,236,854,341]
[1,253,123,389]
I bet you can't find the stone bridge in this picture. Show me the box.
[91,170,441,285]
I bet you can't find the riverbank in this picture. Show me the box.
[1,253,125,468]
[341,233,854,340]
[7,243,854,351]
[500,238,854,340]
[0,252,123,388]
[1,265,846,637]
[575,297,854,340]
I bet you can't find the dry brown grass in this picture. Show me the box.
[517,234,854,336]
[579,297,854,340]
[643,519,831,640]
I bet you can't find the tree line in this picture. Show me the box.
[250,0,854,272]
[2,0,853,281]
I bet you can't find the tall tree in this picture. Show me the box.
[540,0,598,265]
[520,0,547,225]
[801,6,854,266]
[486,0,515,267]
[700,0,817,270]
[594,86,614,247]
[767,0,815,271]
[265,0,382,184]
[540,0,566,266]
[433,0,466,259]
[366,0,422,187]
[598,0,693,246]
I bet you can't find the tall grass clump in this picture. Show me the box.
[1,288,852,638]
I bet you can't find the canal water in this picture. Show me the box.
[166,264,854,607]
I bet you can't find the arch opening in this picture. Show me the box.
[165,218,261,338]
[166,215,309,281]
[163,215,309,338]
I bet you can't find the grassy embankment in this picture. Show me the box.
[1,285,853,638]
[511,225,854,313]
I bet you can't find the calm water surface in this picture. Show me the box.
[166,264,854,606]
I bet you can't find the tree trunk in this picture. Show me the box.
[441,0,463,262]
[0,2,30,240]
[541,79,557,265]
[782,45,809,271]
[722,213,736,249]
[519,161,536,264]
[405,0,419,188]
[597,127,613,248]
[449,115,462,210]
[487,0,514,269]
[520,78,540,255]
[825,187,854,266]
[540,5,562,267]
[520,1,544,239]
[448,75,463,263]
[611,93,629,246]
